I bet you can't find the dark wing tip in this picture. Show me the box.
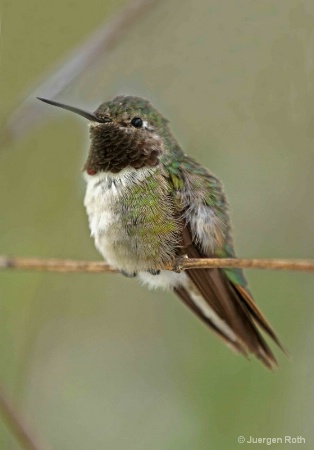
[233,284,288,357]
[178,221,285,370]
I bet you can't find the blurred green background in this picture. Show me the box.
[1,0,314,448]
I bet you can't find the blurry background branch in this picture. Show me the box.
[1,256,314,274]
[3,0,161,143]
[0,385,48,450]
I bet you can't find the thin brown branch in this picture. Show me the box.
[3,0,161,143]
[175,257,314,272]
[1,255,314,274]
[0,256,115,274]
[0,384,47,450]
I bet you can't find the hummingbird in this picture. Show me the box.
[38,95,285,369]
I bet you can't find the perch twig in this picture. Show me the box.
[1,256,314,274]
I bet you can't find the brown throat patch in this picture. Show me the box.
[84,123,162,174]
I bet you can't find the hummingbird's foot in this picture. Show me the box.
[147,269,161,275]
[173,255,189,273]
[120,270,137,278]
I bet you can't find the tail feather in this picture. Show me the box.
[174,285,246,356]
[233,284,287,356]
[187,267,278,369]
[178,225,284,369]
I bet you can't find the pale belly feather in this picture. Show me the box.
[84,168,178,274]
[84,170,140,273]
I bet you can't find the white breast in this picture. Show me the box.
[83,168,156,272]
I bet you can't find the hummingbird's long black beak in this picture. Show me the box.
[37,97,111,123]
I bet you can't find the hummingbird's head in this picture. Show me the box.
[38,95,175,175]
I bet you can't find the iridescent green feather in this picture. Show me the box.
[163,153,248,288]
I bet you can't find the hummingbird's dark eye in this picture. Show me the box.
[131,117,143,128]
